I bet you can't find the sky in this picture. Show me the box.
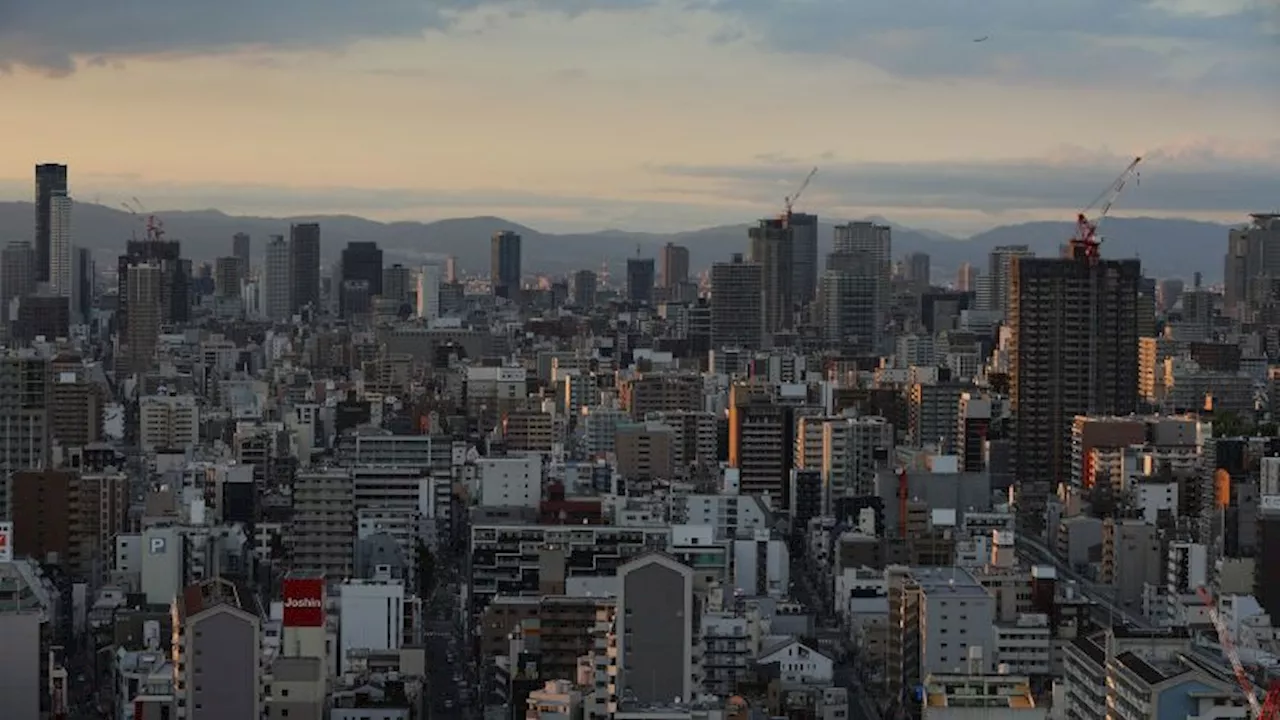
[0,0,1278,235]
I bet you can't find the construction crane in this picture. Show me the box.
[783,167,818,221]
[124,196,166,242]
[1197,586,1280,718]
[1070,156,1141,263]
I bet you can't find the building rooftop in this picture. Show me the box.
[912,566,990,598]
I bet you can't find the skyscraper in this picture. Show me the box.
[339,241,383,317]
[490,231,522,299]
[661,243,690,288]
[986,245,1033,315]
[416,261,445,320]
[788,212,819,304]
[72,247,94,324]
[1223,213,1280,319]
[820,250,879,353]
[215,257,245,299]
[265,235,292,322]
[956,262,977,292]
[904,251,931,293]
[123,263,164,373]
[748,218,794,336]
[232,232,251,270]
[1010,252,1140,533]
[710,254,764,349]
[625,257,656,305]
[34,163,68,283]
[289,223,321,312]
[833,222,890,338]
[48,193,73,297]
[572,269,597,308]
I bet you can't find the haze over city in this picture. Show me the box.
[2,0,1279,233]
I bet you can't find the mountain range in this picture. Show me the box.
[0,202,1236,281]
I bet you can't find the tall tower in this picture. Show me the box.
[788,212,819,304]
[1010,252,1140,533]
[748,218,794,336]
[833,222,891,345]
[34,163,68,284]
[265,236,292,322]
[710,254,764,349]
[661,242,690,289]
[490,231,522,299]
[289,223,321,313]
[48,193,73,297]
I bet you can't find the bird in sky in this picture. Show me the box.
[974,36,989,42]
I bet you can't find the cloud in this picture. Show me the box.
[0,0,649,75]
[656,140,1280,217]
[695,0,1280,87]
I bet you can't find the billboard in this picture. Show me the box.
[282,577,325,627]
[0,522,11,563]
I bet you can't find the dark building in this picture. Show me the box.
[1010,253,1140,533]
[116,239,187,331]
[232,232,251,269]
[748,218,794,335]
[920,290,974,333]
[289,223,321,312]
[14,296,70,343]
[661,243,690,288]
[625,257,656,305]
[339,242,383,317]
[34,163,68,283]
[572,269,597,308]
[1,241,35,310]
[491,231,522,299]
[788,212,819,304]
[710,255,764,350]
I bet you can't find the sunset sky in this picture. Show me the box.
[1,0,1277,233]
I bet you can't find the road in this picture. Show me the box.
[423,556,478,719]
[792,555,883,720]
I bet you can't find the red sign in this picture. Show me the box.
[282,577,325,627]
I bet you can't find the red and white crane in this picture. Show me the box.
[1069,156,1141,263]
[1197,586,1280,718]
[783,167,817,222]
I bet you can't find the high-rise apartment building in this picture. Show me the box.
[289,223,321,312]
[789,212,819,305]
[491,231,522,299]
[1010,252,1140,532]
[34,163,68,284]
[0,351,51,515]
[265,235,292,322]
[748,218,794,336]
[986,245,1033,315]
[661,243,689,288]
[122,263,164,373]
[728,383,796,507]
[820,250,879,354]
[1223,213,1280,319]
[625,257,656,305]
[48,193,73,298]
[710,254,764,349]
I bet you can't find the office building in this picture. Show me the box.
[232,232,251,270]
[710,255,764,349]
[214,256,245,300]
[904,251,930,292]
[572,269,597,308]
[789,212,819,304]
[833,221,891,337]
[820,250,879,354]
[289,223,321,312]
[340,242,383,317]
[491,231,522,299]
[661,243,689,288]
[625,256,656,305]
[34,163,68,283]
[1010,253,1140,532]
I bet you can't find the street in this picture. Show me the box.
[423,552,478,720]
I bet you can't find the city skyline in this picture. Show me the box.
[1,1,1278,234]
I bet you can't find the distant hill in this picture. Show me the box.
[0,202,1235,281]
